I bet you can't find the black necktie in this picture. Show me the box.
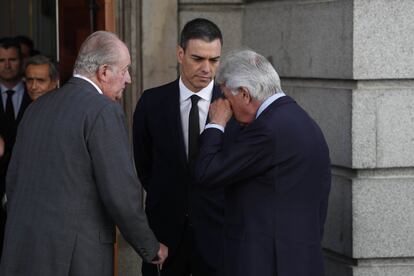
[5,90,16,125]
[188,95,200,172]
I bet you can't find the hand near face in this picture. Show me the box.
[209,98,233,127]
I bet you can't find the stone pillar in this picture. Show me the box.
[243,0,414,275]
[115,0,178,275]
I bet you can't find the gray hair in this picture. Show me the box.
[25,54,59,81]
[73,31,124,77]
[216,49,282,102]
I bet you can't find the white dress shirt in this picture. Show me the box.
[179,77,214,157]
[1,81,25,118]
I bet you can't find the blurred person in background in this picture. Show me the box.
[0,37,31,259]
[25,54,59,100]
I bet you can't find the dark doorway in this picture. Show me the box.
[58,0,115,83]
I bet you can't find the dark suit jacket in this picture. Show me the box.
[133,79,231,271]
[0,77,159,275]
[0,85,31,194]
[0,85,31,259]
[195,96,331,276]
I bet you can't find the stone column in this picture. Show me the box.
[243,0,414,275]
[115,0,178,275]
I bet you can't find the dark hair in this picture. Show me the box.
[0,37,22,58]
[180,18,223,50]
[25,54,59,81]
[14,35,35,56]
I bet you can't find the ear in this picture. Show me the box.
[177,45,185,64]
[97,64,110,82]
[50,80,59,89]
[239,87,252,103]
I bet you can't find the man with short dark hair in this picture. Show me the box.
[25,54,59,100]
[133,18,229,276]
[0,37,31,258]
[14,35,39,65]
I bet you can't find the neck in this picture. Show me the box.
[1,78,21,90]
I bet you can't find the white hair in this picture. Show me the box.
[73,31,125,77]
[216,49,282,101]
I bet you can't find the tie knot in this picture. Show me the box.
[190,94,200,105]
[6,90,15,97]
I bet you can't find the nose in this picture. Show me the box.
[200,60,211,74]
[30,80,38,91]
[5,60,11,68]
[125,70,132,84]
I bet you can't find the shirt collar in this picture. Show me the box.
[1,81,25,94]
[179,77,214,102]
[73,74,103,95]
[256,91,286,119]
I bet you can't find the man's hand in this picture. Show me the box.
[209,98,233,127]
[151,243,168,267]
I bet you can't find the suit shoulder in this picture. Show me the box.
[141,79,178,99]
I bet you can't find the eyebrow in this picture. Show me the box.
[191,54,220,60]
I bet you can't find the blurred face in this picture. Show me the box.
[0,47,22,85]
[221,84,257,125]
[25,63,58,100]
[20,43,31,63]
[101,44,131,101]
[177,38,221,92]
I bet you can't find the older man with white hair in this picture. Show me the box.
[1,31,167,275]
[195,49,331,276]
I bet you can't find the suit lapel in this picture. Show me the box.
[0,88,4,114]
[16,86,32,123]
[165,79,189,167]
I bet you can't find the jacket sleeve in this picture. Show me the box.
[195,121,275,189]
[87,102,159,262]
[132,92,152,191]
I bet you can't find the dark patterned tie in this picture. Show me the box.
[188,95,200,172]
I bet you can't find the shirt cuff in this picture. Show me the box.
[205,123,225,133]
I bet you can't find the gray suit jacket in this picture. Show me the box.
[0,77,159,275]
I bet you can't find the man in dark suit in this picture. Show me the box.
[133,18,227,276]
[195,49,331,276]
[0,37,31,258]
[0,31,167,275]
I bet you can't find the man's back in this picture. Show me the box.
[1,78,118,275]
[1,77,158,275]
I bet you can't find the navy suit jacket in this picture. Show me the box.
[195,96,331,276]
[133,79,236,271]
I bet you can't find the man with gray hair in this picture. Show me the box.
[195,49,331,276]
[25,54,59,100]
[0,31,167,275]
